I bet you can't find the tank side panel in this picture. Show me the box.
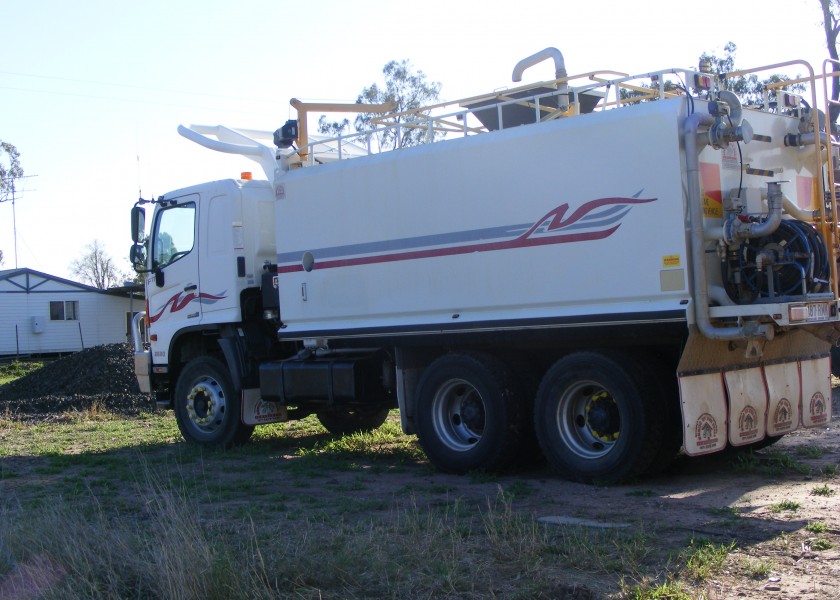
[276,100,690,336]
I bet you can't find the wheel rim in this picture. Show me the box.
[185,375,227,434]
[555,380,620,459]
[430,378,486,451]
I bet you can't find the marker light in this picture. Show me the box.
[241,172,253,180]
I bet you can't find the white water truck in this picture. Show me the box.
[130,48,840,482]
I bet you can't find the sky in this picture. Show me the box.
[0,0,833,282]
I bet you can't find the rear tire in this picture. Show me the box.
[317,405,390,435]
[174,356,253,448]
[534,351,664,484]
[415,353,525,473]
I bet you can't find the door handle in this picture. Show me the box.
[184,284,197,292]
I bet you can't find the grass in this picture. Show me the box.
[733,448,811,476]
[769,499,801,513]
[681,539,734,582]
[2,407,839,598]
[0,361,43,385]
[806,521,828,533]
[810,484,836,497]
[738,556,774,579]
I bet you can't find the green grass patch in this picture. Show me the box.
[811,539,834,550]
[624,579,692,600]
[769,499,801,513]
[806,521,828,533]
[795,445,827,459]
[682,539,734,582]
[810,484,835,497]
[738,556,773,579]
[0,360,43,385]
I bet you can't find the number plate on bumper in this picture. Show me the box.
[789,302,830,323]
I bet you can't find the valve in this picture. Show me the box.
[708,90,752,148]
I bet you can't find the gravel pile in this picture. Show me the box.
[0,344,156,418]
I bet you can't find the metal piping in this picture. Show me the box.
[781,194,820,222]
[685,112,774,341]
[512,47,568,82]
[721,182,783,244]
[512,47,570,112]
[784,132,829,147]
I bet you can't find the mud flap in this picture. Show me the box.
[241,388,288,426]
[678,327,831,456]
[679,372,727,456]
[764,362,801,436]
[801,356,832,427]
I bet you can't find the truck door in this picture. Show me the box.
[147,194,201,357]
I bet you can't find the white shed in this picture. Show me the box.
[0,268,143,357]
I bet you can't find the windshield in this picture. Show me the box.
[152,202,195,268]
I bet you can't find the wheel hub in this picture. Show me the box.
[433,379,486,450]
[585,390,620,443]
[557,381,622,459]
[186,377,226,432]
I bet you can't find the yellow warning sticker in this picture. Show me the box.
[662,255,681,268]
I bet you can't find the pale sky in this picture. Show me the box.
[0,0,831,281]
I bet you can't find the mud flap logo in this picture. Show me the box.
[773,398,793,431]
[253,399,285,422]
[241,389,287,426]
[737,405,759,442]
[809,392,828,425]
[695,413,719,451]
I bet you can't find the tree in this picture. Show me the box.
[699,42,804,107]
[319,59,442,150]
[70,240,127,289]
[820,0,840,125]
[0,140,24,202]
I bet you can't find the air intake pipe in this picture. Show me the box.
[512,47,569,112]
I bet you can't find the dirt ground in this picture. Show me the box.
[310,398,840,598]
[2,348,839,598]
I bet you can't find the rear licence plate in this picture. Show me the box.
[808,302,830,322]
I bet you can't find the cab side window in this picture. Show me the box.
[152,202,196,268]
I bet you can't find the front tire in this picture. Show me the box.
[415,353,525,473]
[174,356,253,448]
[534,351,664,483]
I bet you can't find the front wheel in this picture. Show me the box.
[415,353,525,473]
[534,351,664,484]
[174,356,253,448]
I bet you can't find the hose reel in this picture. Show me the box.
[724,218,829,304]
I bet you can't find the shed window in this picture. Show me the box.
[50,301,79,321]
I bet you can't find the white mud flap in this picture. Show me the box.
[241,388,289,426]
[724,367,767,447]
[764,362,801,436]
[679,372,728,456]
[800,356,832,428]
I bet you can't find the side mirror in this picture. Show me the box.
[131,206,146,243]
[129,243,147,272]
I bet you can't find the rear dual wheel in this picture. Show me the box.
[534,352,666,483]
[415,353,527,473]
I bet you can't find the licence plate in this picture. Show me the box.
[808,302,830,322]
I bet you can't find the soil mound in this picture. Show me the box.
[0,344,155,418]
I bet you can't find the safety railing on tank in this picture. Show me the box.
[292,63,816,168]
